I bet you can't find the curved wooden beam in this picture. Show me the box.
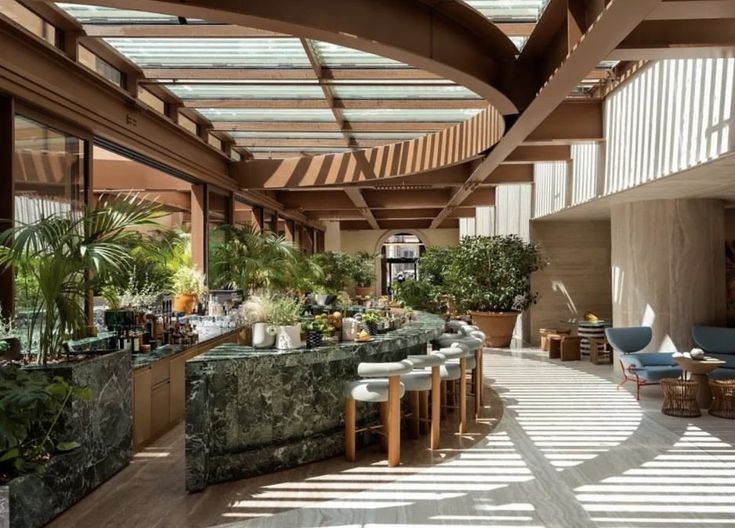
[56,0,522,114]
[231,106,504,189]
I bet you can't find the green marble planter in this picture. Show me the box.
[7,350,133,528]
[185,312,444,492]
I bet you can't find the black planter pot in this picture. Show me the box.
[364,321,379,336]
[306,331,324,348]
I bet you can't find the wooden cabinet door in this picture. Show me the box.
[169,353,186,423]
[151,382,171,439]
[133,367,152,449]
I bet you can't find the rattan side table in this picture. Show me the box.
[661,378,701,417]
[709,380,735,419]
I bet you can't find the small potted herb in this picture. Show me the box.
[361,311,383,336]
[172,266,206,314]
[269,295,303,350]
[303,314,334,348]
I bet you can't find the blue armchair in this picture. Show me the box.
[605,326,682,400]
[692,326,735,380]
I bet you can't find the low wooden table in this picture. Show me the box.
[674,356,726,408]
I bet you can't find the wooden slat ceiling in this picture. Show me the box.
[54,1,614,161]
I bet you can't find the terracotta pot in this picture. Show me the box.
[470,311,520,348]
[174,294,197,314]
[355,286,373,297]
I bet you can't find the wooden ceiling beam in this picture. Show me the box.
[344,188,380,229]
[431,0,662,228]
[505,145,572,163]
[610,19,735,60]
[647,1,735,20]
[525,100,603,142]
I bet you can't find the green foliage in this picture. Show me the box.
[0,340,8,356]
[392,279,443,314]
[361,310,384,325]
[310,251,355,293]
[302,313,334,335]
[350,252,376,287]
[0,366,92,483]
[238,290,277,324]
[172,266,206,297]
[0,195,163,364]
[418,246,455,287]
[0,306,16,340]
[209,225,312,293]
[268,295,303,327]
[446,235,545,313]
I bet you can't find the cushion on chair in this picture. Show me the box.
[446,320,469,332]
[400,370,432,392]
[692,326,735,354]
[634,365,682,382]
[710,367,735,380]
[344,379,405,402]
[606,327,652,353]
[433,347,466,360]
[621,352,677,369]
[406,354,445,368]
[438,362,462,381]
[358,360,413,378]
[448,354,477,370]
[709,354,735,369]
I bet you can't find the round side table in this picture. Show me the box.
[661,378,700,417]
[673,356,726,408]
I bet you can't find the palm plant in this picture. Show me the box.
[209,225,302,293]
[0,195,163,364]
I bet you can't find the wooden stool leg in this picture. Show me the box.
[459,357,467,433]
[409,390,420,438]
[431,366,441,449]
[478,350,484,406]
[440,381,448,419]
[387,376,401,467]
[379,401,389,452]
[472,350,482,420]
[419,390,429,435]
[345,398,356,462]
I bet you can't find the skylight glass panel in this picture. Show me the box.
[229,131,346,139]
[248,146,353,153]
[331,84,481,99]
[509,36,528,51]
[341,108,483,122]
[166,84,326,99]
[312,41,409,68]
[198,108,336,122]
[350,132,425,140]
[462,0,550,22]
[328,79,454,85]
[104,38,311,68]
[56,3,209,24]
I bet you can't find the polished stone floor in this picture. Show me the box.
[52,346,735,528]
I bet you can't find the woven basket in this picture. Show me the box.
[709,379,735,419]
[661,378,700,417]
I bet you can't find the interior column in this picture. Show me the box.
[190,184,207,274]
[610,199,726,353]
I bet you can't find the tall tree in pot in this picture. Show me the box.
[446,235,545,347]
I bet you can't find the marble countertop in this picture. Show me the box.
[190,312,445,366]
[131,325,239,369]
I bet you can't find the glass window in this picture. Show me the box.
[103,37,312,68]
[229,131,345,139]
[56,3,208,24]
[165,83,326,100]
[331,84,481,99]
[197,108,336,122]
[78,45,124,87]
[13,115,86,344]
[462,0,550,22]
[312,41,409,68]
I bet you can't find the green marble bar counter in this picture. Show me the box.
[185,312,445,492]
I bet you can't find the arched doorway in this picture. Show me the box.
[378,232,426,296]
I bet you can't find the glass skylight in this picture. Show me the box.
[104,38,311,68]
[229,131,345,139]
[510,36,528,51]
[331,84,481,99]
[462,0,550,22]
[341,108,483,122]
[312,41,409,68]
[350,132,425,140]
[198,108,336,122]
[56,3,209,24]
[166,84,326,99]
[248,146,353,153]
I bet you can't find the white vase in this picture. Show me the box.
[277,324,302,350]
[315,294,329,306]
[252,322,276,349]
[342,318,361,341]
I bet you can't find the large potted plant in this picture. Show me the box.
[446,235,545,347]
[351,252,376,297]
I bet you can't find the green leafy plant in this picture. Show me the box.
[350,252,376,288]
[268,295,303,327]
[209,225,306,293]
[0,305,16,340]
[446,235,545,313]
[0,366,92,483]
[172,266,206,297]
[0,195,163,364]
[310,251,355,293]
[392,279,443,313]
[302,314,334,336]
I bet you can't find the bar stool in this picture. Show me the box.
[405,353,445,449]
[344,360,412,466]
[431,345,469,433]
[460,325,487,414]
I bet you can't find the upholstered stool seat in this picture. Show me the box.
[344,360,412,466]
[400,370,432,392]
[438,361,462,380]
[344,379,405,402]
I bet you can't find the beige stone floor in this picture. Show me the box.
[51,345,735,528]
